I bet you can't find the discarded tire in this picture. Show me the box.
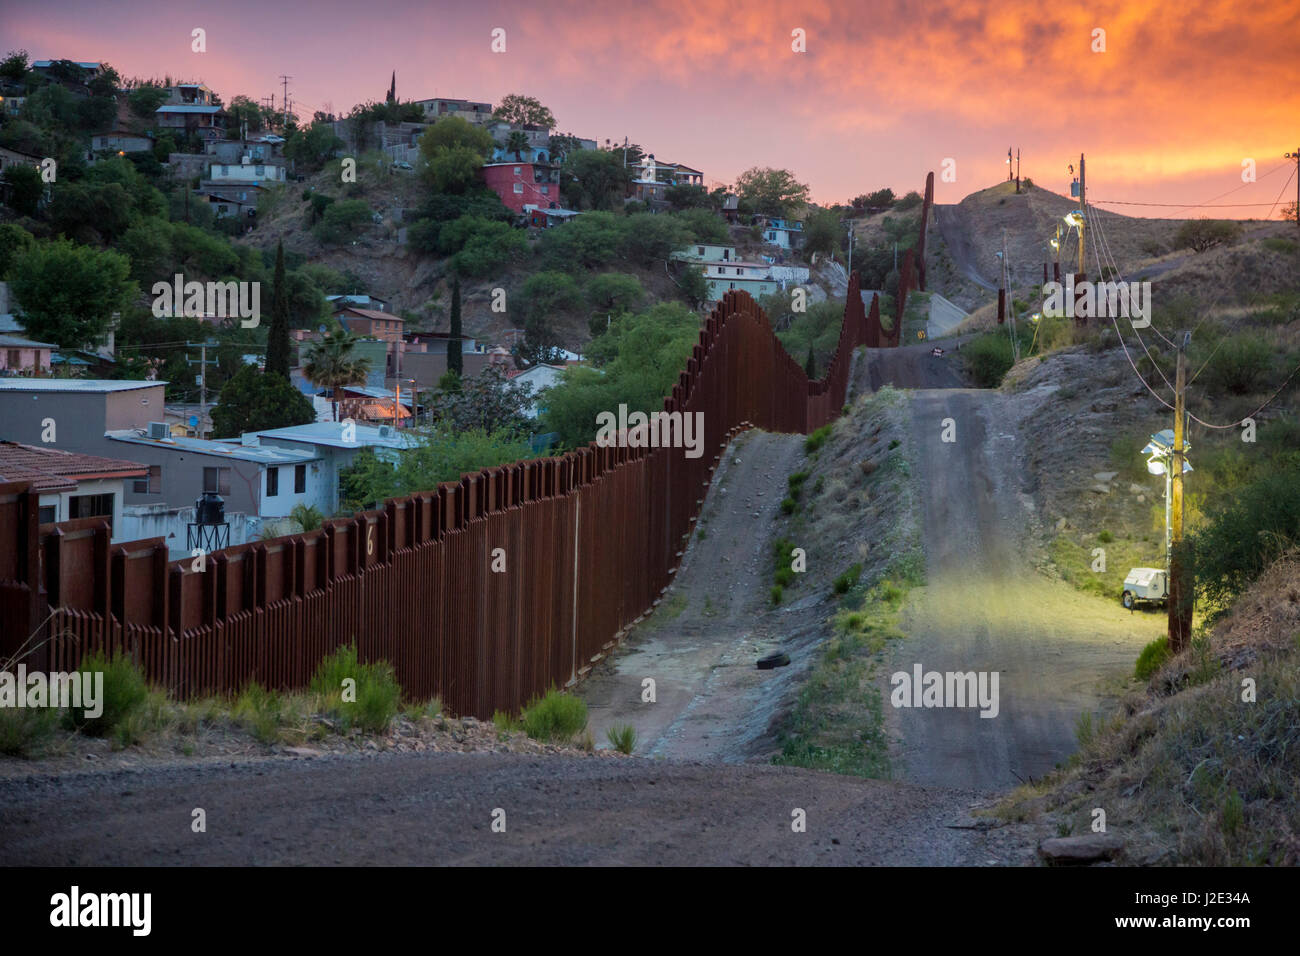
[757,652,790,670]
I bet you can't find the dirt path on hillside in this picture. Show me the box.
[934,205,999,292]
[580,430,828,761]
[889,387,1163,789]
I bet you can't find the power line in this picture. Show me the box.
[1089,199,1289,208]
[1089,159,1293,214]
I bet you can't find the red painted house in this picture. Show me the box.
[480,161,562,214]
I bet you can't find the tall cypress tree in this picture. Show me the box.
[266,242,291,380]
[448,275,463,377]
[804,345,816,380]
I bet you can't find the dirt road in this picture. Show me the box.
[0,751,1028,866]
[891,384,1162,789]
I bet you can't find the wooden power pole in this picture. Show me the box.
[1168,332,1193,652]
[1077,153,1086,275]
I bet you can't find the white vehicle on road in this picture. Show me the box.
[1121,567,1168,609]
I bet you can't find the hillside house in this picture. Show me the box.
[480,161,562,214]
[0,333,56,374]
[0,440,147,540]
[413,98,493,125]
[760,217,805,251]
[90,130,153,154]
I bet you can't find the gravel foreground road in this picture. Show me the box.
[0,751,1036,866]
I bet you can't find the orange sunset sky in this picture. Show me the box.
[3,0,1298,217]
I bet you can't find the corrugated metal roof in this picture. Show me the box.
[108,431,318,464]
[0,379,164,393]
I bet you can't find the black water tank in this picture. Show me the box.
[195,492,225,525]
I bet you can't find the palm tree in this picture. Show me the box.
[506,130,529,162]
[302,329,373,422]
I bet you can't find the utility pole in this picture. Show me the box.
[1007,147,1013,182]
[1286,147,1300,231]
[1077,153,1086,276]
[186,340,219,439]
[1168,331,1192,653]
[1016,148,1021,193]
[1001,231,1019,360]
[846,223,855,275]
[279,75,292,130]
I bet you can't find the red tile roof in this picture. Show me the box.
[0,441,148,493]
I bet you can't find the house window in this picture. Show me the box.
[513,183,523,194]
[729,282,736,290]
[541,185,549,194]
[266,467,279,497]
[255,164,264,176]
[513,166,521,175]
[69,493,113,521]
[203,467,231,496]
[6,350,19,367]
[294,464,306,494]
[38,505,57,524]
[132,464,162,495]
[697,247,704,256]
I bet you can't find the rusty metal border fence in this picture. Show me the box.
[866,171,934,348]
[1,276,875,718]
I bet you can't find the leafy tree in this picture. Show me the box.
[894,190,923,211]
[127,83,168,118]
[265,243,292,379]
[118,218,173,283]
[448,275,463,376]
[620,213,692,266]
[666,184,710,210]
[548,133,583,164]
[339,427,535,512]
[543,302,700,448]
[0,223,34,278]
[225,95,265,135]
[0,50,29,81]
[314,199,373,244]
[537,211,623,270]
[419,115,495,158]
[425,145,487,193]
[677,263,710,308]
[9,239,134,347]
[447,218,528,276]
[1193,465,1300,606]
[211,364,314,438]
[303,329,373,418]
[561,150,629,211]
[852,188,895,212]
[735,167,810,218]
[672,208,729,244]
[802,207,842,259]
[426,365,534,436]
[492,94,555,129]
[1174,218,1243,253]
[1,163,42,217]
[284,121,343,171]
[585,273,644,314]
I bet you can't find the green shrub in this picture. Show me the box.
[1193,465,1300,605]
[804,424,832,453]
[520,688,587,743]
[493,709,522,734]
[0,706,60,756]
[771,584,784,605]
[1135,637,1171,681]
[963,331,1019,387]
[1174,218,1242,253]
[1261,237,1297,255]
[774,566,796,588]
[62,649,148,738]
[1098,530,1114,543]
[1194,333,1273,396]
[606,723,637,755]
[309,643,402,733]
[233,681,285,744]
[780,496,797,515]
[833,562,863,595]
[787,471,810,498]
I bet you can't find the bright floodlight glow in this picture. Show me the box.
[1147,457,1166,476]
